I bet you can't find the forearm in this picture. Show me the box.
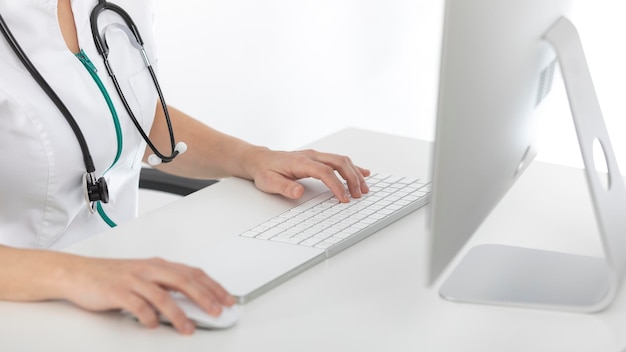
[144,104,266,180]
[0,244,72,302]
[146,103,370,202]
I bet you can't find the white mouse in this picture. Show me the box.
[162,293,241,330]
[123,292,241,330]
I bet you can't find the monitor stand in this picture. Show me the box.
[439,16,626,313]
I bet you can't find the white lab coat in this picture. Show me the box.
[0,0,158,249]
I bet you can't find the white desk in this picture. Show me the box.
[1,128,625,352]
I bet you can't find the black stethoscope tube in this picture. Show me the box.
[90,0,181,164]
[0,12,97,175]
[0,10,109,205]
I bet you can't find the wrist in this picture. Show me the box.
[35,250,83,301]
[0,246,79,302]
[236,144,271,181]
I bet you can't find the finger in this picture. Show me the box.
[120,291,160,329]
[354,166,371,194]
[137,259,232,315]
[255,171,305,200]
[291,158,351,202]
[163,262,237,308]
[194,271,236,307]
[130,278,195,335]
[306,151,370,200]
[357,166,372,179]
[339,164,369,198]
[319,171,351,202]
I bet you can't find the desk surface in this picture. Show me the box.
[2,128,625,352]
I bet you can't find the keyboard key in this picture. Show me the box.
[300,237,324,247]
[271,237,304,245]
[255,227,284,240]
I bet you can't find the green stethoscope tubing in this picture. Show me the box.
[76,49,121,227]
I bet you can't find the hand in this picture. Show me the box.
[246,148,370,202]
[59,256,235,335]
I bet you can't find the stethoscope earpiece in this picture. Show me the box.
[175,141,188,154]
[147,154,162,166]
[147,141,187,166]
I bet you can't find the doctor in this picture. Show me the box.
[0,0,369,335]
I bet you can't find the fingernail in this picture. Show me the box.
[210,304,223,316]
[295,185,306,199]
[183,321,196,334]
[225,295,236,305]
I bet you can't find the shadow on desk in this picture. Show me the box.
[139,168,218,196]
[138,168,219,215]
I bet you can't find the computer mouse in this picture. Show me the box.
[161,293,241,330]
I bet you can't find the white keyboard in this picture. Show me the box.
[239,174,431,257]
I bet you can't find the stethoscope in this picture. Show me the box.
[0,0,186,212]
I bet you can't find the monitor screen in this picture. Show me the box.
[429,0,573,287]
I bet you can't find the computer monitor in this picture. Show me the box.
[428,0,626,312]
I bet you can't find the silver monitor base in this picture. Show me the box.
[440,245,610,312]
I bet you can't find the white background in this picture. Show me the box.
[152,0,626,171]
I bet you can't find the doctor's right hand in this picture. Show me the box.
[57,255,235,335]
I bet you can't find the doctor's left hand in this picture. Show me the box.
[243,148,371,203]
[58,255,235,335]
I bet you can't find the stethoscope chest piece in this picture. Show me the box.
[83,173,109,213]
